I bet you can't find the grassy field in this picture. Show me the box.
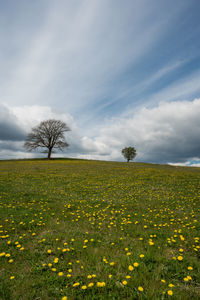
[0,159,199,300]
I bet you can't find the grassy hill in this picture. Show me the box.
[0,159,199,299]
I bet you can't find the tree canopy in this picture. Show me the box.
[24,119,70,159]
[122,146,137,162]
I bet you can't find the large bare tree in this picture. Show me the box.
[24,119,70,159]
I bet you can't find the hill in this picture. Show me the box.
[0,159,199,299]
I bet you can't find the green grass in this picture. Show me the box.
[0,159,199,299]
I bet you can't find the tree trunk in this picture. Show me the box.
[47,148,52,159]
[127,158,130,162]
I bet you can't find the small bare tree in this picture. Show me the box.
[24,119,70,159]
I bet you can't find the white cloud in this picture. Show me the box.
[78,98,200,163]
[10,105,75,132]
[0,1,200,163]
[2,99,200,163]
[169,161,200,167]
[0,104,96,159]
[124,69,200,118]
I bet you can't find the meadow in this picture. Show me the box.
[0,159,199,300]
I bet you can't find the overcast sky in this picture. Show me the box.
[1,0,200,165]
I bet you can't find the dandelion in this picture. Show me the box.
[149,241,154,245]
[128,265,134,271]
[122,280,127,285]
[133,262,139,267]
[58,272,64,276]
[177,256,183,261]
[81,285,87,290]
[140,254,144,258]
[88,282,94,287]
[138,286,143,292]
[61,297,67,300]
[97,282,106,287]
[167,290,173,296]
[10,276,15,280]
[161,279,166,283]
[73,282,80,287]
[47,249,52,254]
[188,266,193,270]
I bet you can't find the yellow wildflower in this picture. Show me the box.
[133,262,139,267]
[128,265,134,271]
[167,290,173,296]
[81,285,87,290]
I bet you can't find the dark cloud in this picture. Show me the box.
[0,104,26,141]
[1,100,200,165]
[79,99,200,164]
[0,141,23,151]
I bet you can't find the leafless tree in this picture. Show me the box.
[24,119,70,159]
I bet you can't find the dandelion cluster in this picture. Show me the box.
[0,160,199,299]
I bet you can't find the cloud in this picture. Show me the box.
[77,98,200,163]
[10,105,75,132]
[1,99,200,164]
[0,0,191,120]
[169,159,200,167]
[0,104,26,141]
[0,104,95,159]
[0,1,200,165]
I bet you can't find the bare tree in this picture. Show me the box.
[24,119,70,159]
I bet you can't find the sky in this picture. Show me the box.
[0,0,200,165]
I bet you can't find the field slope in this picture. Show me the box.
[0,159,200,299]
